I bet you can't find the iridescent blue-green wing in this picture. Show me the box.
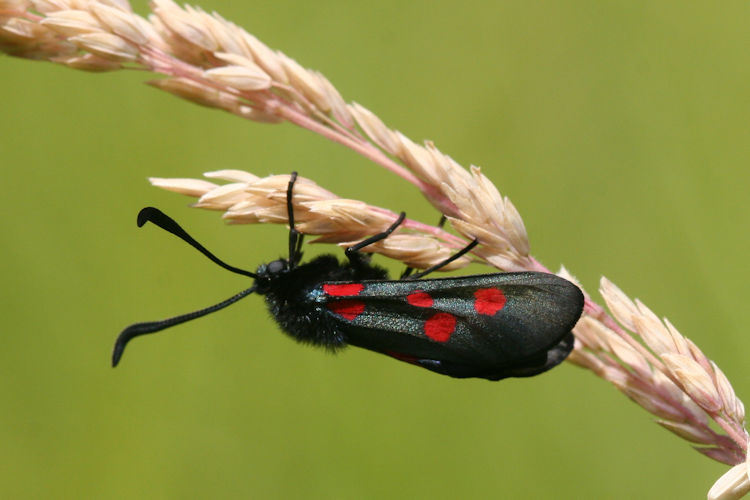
[317,272,583,380]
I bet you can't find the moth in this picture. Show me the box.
[113,173,583,380]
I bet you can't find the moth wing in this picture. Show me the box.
[320,271,583,380]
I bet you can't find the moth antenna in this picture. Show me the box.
[137,207,257,279]
[112,286,257,367]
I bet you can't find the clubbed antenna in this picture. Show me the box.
[112,207,260,366]
[137,207,257,279]
[112,286,256,367]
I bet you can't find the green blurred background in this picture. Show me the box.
[2,1,749,498]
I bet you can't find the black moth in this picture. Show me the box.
[112,172,584,380]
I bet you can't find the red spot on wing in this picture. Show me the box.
[323,283,365,297]
[424,312,456,342]
[474,288,506,316]
[327,299,365,321]
[407,291,433,308]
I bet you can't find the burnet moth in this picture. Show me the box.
[112,173,584,380]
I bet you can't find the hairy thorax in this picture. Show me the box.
[253,255,388,349]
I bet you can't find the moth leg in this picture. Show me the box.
[404,238,479,280]
[344,212,406,265]
[285,172,304,267]
[400,215,448,278]
[400,267,415,279]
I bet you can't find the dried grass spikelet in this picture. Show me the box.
[349,104,532,270]
[573,277,748,470]
[708,459,750,500]
[601,279,746,421]
[0,0,531,269]
[150,171,474,271]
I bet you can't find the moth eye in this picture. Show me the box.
[267,260,287,274]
